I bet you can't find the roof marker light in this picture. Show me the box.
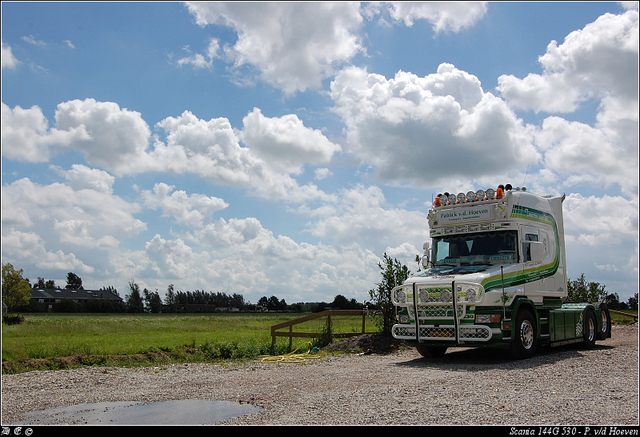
[435,194,443,207]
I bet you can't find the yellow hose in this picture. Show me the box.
[260,342,321,363]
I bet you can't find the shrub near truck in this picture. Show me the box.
[392,185,611,359]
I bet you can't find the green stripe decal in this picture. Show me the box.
[481,204,560,292]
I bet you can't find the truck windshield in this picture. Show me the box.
[432,230,518,270]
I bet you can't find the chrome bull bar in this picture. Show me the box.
[391,281,492,343]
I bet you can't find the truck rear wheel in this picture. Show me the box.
[416,345,448,358]
[508,309,537,359]
[583,310,597,349]
[596,303,611,340]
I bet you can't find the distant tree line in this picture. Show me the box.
[124,282,367,314]
[6,263,635,320]
[4,265,369,315]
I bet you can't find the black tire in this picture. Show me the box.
[508,309,537,359]
[583,310,597,349]
[596,303,611,340]
[416,345,448,358]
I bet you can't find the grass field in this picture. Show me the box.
[1,312,380,373]
[2,310,635,374]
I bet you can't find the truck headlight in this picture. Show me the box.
[398,315,410,324]
[466,289,476,301]
[457,283,482,302]
[440,289,451,302]
[418,289,429,303]
[393,288,407,304]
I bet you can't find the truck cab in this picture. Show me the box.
[391,186,611,359]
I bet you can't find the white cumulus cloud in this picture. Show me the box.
[140,183,229,228]
[240,107,342,175]
[497,10,638,114]
[1,40,19,69]
[387,1,488,32]
[330,63,539,188]
[184,2,364,94]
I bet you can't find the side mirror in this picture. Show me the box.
[527,241,545,263]
[421,255,430,270]
[421,241,430,269]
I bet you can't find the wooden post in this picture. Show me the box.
[269,310,377,351]
[289,325,293,351]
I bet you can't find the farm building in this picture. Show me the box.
[30,288,123,312]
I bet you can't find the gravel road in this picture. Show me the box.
[2,324,637,426]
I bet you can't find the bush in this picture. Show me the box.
[368,253,410,336]
[54,298,81,313]
[3,314,24,325]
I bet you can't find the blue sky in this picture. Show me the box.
[2,2,638,304]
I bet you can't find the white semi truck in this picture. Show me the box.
[391,185,612,359]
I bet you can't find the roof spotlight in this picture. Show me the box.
[466,191,476,202]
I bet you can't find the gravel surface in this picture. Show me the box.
[2,324,637,426]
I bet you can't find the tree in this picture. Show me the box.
[258,295,287,311]
[164,284,177,313]
[65,272,83,290]
[229,293,245,309]
[143,288,163,313]
[125,280,145,313]
[368,253,411,336]
[2,263,32,313]
[99,285,119,297]
[330,294,349,309]
[628,293,638,311]
[566,273,607,303]
[604,293,622,310]
[35,277,56,289]
[330,294,362,309]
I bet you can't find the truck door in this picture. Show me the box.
[521,226,539,294]
[522,227,539,263]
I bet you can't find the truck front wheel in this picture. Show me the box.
[508,309,537,359]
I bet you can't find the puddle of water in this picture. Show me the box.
[22,400,261,425]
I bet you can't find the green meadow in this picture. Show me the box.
[3,311,635,374]
[1,312,379,374]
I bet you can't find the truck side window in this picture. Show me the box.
[523,233,538,261]
[436,240,448,262]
